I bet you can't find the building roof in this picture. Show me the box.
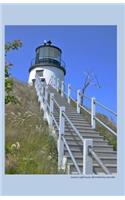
[35,41,62,53]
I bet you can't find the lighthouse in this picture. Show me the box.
[28,40,66,86]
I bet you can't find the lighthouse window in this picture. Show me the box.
[36,70,44,77]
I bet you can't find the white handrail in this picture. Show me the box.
[51,114,59,130]
[62,136,81,174]
[70,96,77,104]
[53,98,60,109]
[89,148,110,175]
[95,117,117,136]
[80,105,91,115]
[95,100,117,116]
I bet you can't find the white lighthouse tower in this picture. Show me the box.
[28,40,66,86]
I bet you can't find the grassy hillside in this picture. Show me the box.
[5,79,58,174]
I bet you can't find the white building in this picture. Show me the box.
[28,40,66,86]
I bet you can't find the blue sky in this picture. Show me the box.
[5,25,117,117]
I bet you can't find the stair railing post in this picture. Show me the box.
[42,82,45,96]
[52,76,55,88]
[50,75,53,87]
[77,89,81,113]
[34,77,37,91]
[91,97,96,129]
[39,83,42,106]
[36,79,40,98]
[49,93,54,126]
[43,85,48,119]
[54,76,56,89]
[38,83,41,103]
[39,82,44,110]
[61,81,64,97]
[83,139,93,175]
[35,79,38,96]
[68,84,71,104]
[57,78,60,92]
[58,106,65,170]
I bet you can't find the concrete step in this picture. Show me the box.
[54,119,91,128]
[66,155,117,165]
[54,128,103,139]
[65,113,83,117]
[64,131,103,138]
[54,112,82,117]
[54,115,87,122]
[64,151,117,159]
[71,124,92,128]
[93,164,117,174]
[54,117,90,125]
[66,130,97,137]
[68,143,112,149]
[61,126,99,132]
[64,147,116,157]
[65,142,113,151]
[64,138,108,146]
[65,112,83,116]
[68,120,90,125]
[67,117,89,121]
[57,126,97,133]
[64,135,108,145]
[54,124,99,135]
[68,163,117,174]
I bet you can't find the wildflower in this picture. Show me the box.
[10,141,20,151]
[48,155,52,160]
[10,144,16,150]
[16,142,20,150]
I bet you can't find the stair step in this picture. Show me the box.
[66,142,113,151]
[54,128,103,138]
[67,120,90,125]
[54,120,91,127]
[68,163,117,174]
[54,115,88,122]
[66,156,117,165]
[64,138,110,146]
[64,147,116,157]
[54,118,90,125]
[64,135,107,143]
[64,132,104,139]
[64,136,108,145]
[66,114,84,117]
[68,118,89,122]
[72,124,92,128]
[64,131,103,138]
[64,112,79,115]
[65,149,117,158]
[59,127,99,133]
[54,113,81,117]
[64,127,95,132]
[64,151,117,159]
[93,165,117,174]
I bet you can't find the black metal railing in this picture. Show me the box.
[30,57,66,70]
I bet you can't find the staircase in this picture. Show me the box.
[35,76,117,175]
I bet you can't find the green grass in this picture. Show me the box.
[5,79,58,174]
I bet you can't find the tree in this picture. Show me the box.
[81,71,101,105]
[5,40,22,104]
